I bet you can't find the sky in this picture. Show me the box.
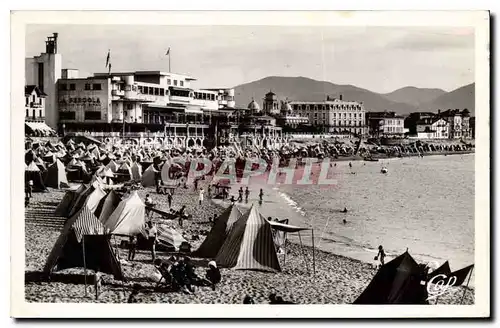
[25,25,475,93]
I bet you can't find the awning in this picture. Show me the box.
[25,122,56,136]
[268,220,310,233]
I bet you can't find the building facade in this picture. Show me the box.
[405,109,472,139]
[25,33,62,129]
[416,117,450,139]
[289,96,367,136]
[25,85,46,122]
[366,111,405,137]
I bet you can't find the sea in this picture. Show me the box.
[240,154,475,284]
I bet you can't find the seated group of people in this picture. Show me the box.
[154,257,221,294]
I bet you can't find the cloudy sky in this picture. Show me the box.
[26,25,475,93]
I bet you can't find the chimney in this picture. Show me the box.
[339,94,343,101]
[438,109,441,115]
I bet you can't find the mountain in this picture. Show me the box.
[419,83,475,116]
[233,76,417,114]
[383,86,447,107]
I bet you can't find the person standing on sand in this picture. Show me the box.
[375,245,386,266]
[259,189,264,203]
[146,221,158,262]
[194,178,198,191]
[238,187,243,202]
[198,188,204,205]
[128,235,137,261]
[167,191,173,208]
[244,187,250,203]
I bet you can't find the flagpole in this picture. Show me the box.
[82,236,88,297]
[169,51,171,73]
[460,266,474,304]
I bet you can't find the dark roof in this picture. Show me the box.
[25,85,47,97]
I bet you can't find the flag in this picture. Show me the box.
[166,48,170,56]
[105,49,110,68]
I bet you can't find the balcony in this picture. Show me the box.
[29,102,43,108]
[112,89,125,97]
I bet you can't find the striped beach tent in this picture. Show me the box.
[156,225,188,251]
[106,160,119,173]
[192,204,245,258]
[215,205,281,273]
[67,184,94,218]
[94,190,121,224]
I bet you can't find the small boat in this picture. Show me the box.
[381,167,388,174]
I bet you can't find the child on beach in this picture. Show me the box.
[375,245,386,266]
[128,235,137,261]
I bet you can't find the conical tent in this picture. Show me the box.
[215,205,281,273]
[106,160,119,173]
[44,189,124,280]
[54,184,85,216]
[94,190,121,224]
[353,251,429,304]
[67,184,94,218]
[141,164,158,187]
[25,161,46,191]
[105,191,146,236]
[44,159,69,189]
[117,162,133,180]
[193,204,245,258]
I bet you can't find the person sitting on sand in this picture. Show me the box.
[343,219,347,225]
[341,207,348,213]
[243,295,255,304]
[205,261,221,291]
[374,245,386,266]
[230,195,236,204]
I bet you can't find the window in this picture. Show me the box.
[174,80,178,86]
[32,95,36,103]
[124,110,128,118]
[39,98,43,105]
[160,89,165,96]
[39,110,42,117]
[59,84,67,91]
[84,111,101,120]
[154,88,159,96]
[138,86,143,93]
[85,84,91,90]
[167,79,171,85]
[26,109,28,117]
[93,83,102,90]
[127,104,133,110]
[180,81,184,87]
[25,97,29,106]
[32,110,35,119]
[59,111,76,120]
[69,83,76,91]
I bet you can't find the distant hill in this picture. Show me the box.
[383,86,447,107]
[233,76,417,114]
[233,76,474,117]
[418,83,475,116]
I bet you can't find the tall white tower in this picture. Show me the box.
[25,33,62,129]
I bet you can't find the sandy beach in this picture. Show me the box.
[24,178,474,305]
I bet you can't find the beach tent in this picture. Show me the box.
[353,251,429,304]
[67,184,94,218]
[116,162,133,181]
[130,162,142,180]
[105,191,146,236]
[44,186,123,280]
[215,205,281,273]
[192,204,245,258]
[141,164,159,187]
[94,190,121,224]
[25,161,46,191]
[106,160,119,173]
[54,184,85,216]
[44,159,69,189]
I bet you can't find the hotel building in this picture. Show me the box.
[289,95,367,136]
[366,111,405,137]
